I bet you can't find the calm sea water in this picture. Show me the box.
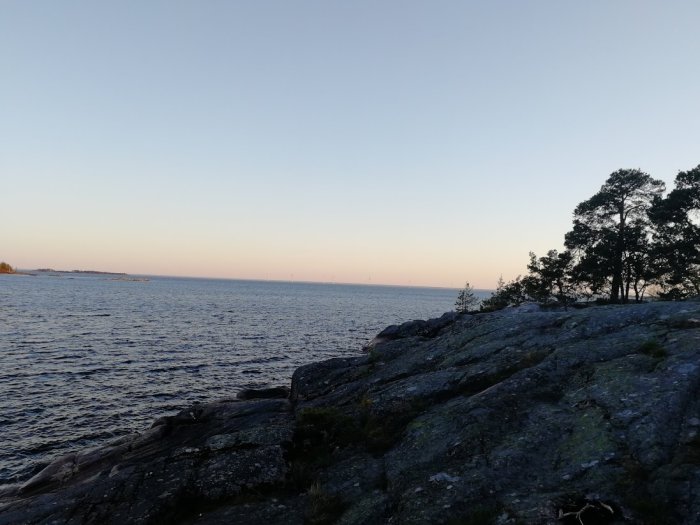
[0,274,484,484]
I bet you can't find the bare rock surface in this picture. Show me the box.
[3,301,700,524]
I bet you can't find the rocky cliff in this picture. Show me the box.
[2,301,700,524]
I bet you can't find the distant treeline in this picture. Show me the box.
[0,262,15,274]
[34,269,127,275]
[480,164,700,310]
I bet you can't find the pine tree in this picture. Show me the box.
[565,169,664,303]
[455,282,478,313]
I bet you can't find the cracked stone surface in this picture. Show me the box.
[3,301,700,524]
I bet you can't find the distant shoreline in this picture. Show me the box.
[4,268,475,290]
[33,269,128,276]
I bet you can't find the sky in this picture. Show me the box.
[1,1,699,289]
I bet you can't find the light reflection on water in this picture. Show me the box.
[0,274,479,483]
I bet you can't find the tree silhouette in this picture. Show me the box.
[455,282,479,313]
[650,165,700,297]
[565,169,664,303]
[523,250,575,304]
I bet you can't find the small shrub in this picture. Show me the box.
[480,276,528,312]
[305,482,345,525]
[637,339,668,359]
[367,348,381,364]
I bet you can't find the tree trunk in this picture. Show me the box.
[611,208,625,303]
[611,253,623,303]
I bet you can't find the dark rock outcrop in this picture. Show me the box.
[3,301,700,524]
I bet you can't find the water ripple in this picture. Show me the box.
[0,274,460,483]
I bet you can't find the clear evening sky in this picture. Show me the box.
[1,1,699,288]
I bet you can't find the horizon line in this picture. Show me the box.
[16,267,495,292]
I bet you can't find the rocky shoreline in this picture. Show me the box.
[3,301,700,524]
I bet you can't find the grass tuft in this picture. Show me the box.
[637,339,668,359]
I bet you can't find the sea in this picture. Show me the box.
[0,273,490,484]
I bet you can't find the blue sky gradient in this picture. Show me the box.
[2,1,699,287]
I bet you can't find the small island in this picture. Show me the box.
[1,264,135,278]
[34,269,128,276]
[0,262,33,276]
